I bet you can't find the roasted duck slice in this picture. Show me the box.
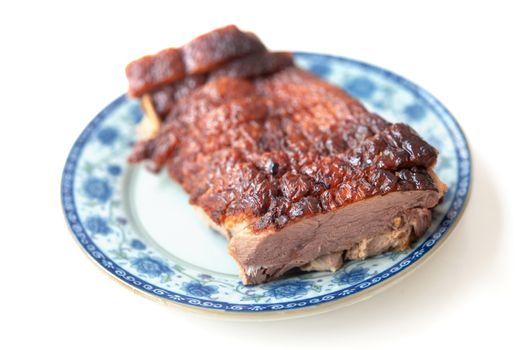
[126,26,446,284]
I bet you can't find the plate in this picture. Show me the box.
[61,52,471,318]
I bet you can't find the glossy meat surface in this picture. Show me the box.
[129,66,438,232]
[145,52,293,120]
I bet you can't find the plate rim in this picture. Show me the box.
[61,52,472,316]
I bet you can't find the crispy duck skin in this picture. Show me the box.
[125,25,266,97]
[145,51,293,120]
[126,26,446,284]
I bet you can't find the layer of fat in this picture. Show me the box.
[136,94,161,140]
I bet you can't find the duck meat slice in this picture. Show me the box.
[125,27,447,284]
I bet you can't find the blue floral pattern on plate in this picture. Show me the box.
[61,52,471,314]
[132,256,173,278]
[97,127,119,145]
[333,267,370,286]
[85,215,112,236]
[182,281,219,298]
[83,177,112,203]
[263,281,314,299]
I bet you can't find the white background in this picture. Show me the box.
[1,1,523,349]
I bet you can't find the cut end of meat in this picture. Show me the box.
[227,189,439,285]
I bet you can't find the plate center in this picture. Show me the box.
[126,166,239,275]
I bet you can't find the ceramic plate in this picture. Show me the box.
[61,53,471,318]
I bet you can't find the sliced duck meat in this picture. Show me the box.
[125,26,447,284]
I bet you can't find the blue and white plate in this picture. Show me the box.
[61,53,471,318]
